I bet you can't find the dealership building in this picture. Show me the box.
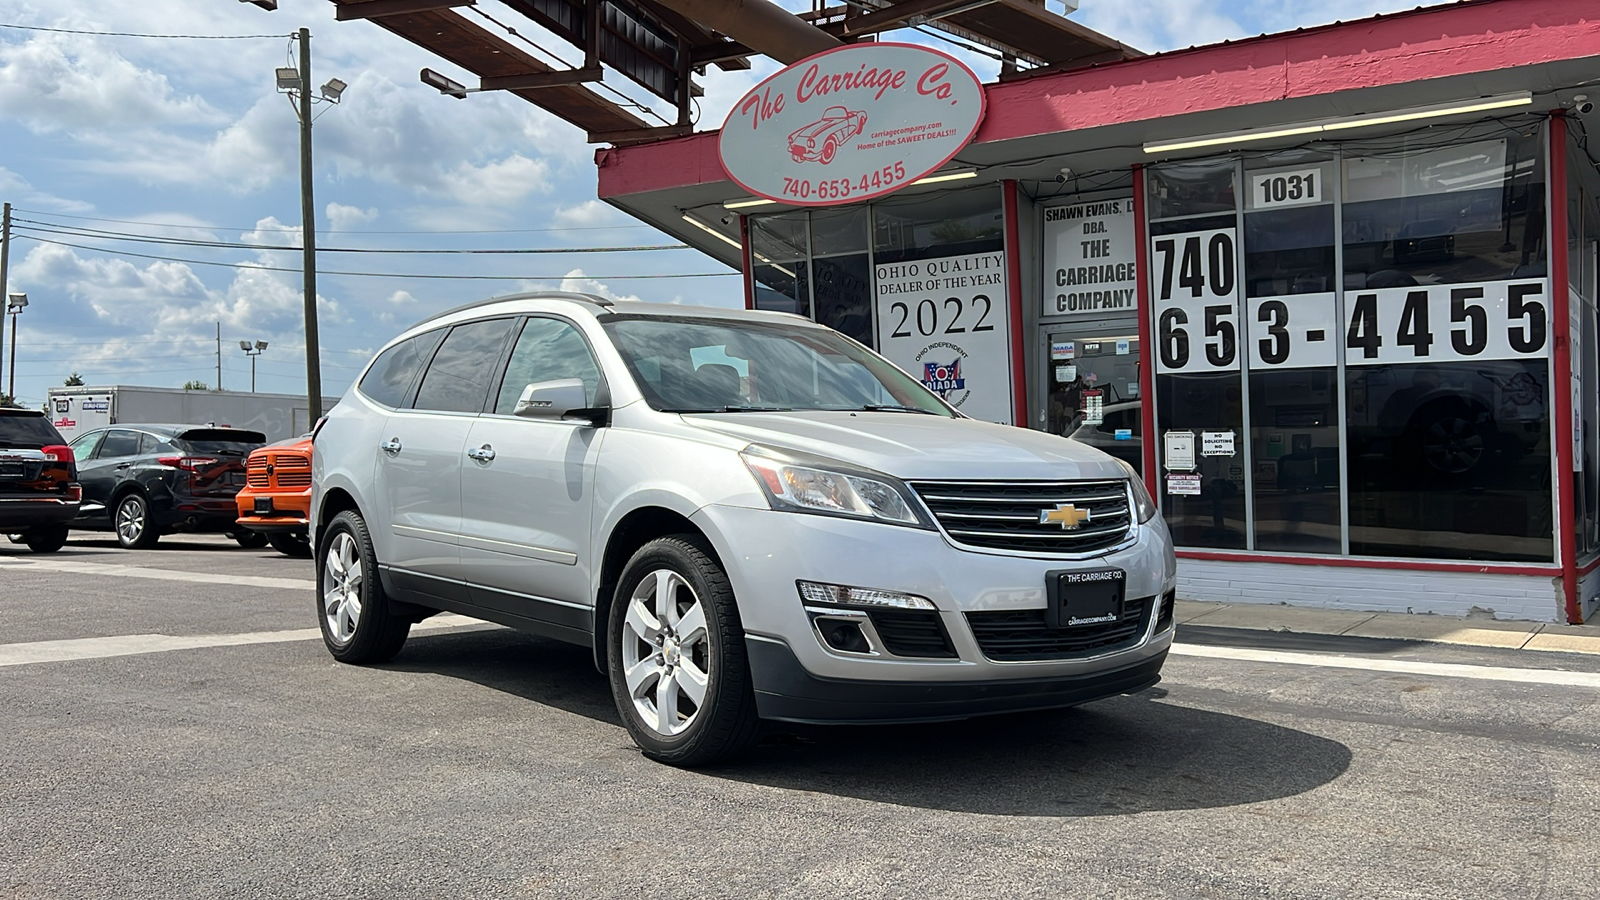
[331,0,1599,623]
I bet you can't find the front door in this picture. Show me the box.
[459,317,607,636]
[1044,331,1143,473]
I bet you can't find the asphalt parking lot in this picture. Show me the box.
[3,535,1599,899]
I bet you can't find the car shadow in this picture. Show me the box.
[392,627,1352,817]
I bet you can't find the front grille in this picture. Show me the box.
[909,479,1133,554]
[247,452,311,490]
[866,609,956,658]
[967,596,1151,661]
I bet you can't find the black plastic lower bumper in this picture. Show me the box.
[0,498,79,529]
[746,635,1167,724]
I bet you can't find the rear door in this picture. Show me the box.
[376,317,514,597]
[460,316,607,629]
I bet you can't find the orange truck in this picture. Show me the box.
[233,436,313,556]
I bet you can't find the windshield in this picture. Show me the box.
[602,316,955,416]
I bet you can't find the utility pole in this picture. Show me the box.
[298,27,323,421]
[216,322,222,390]
[0,203,10,401]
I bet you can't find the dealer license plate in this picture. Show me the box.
[254,497,274,514]
[1046,569,1125,629]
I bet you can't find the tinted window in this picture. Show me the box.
[98,430,141,458]
[139,434,163,455]
[494,318,604,415]
[359,328,446,408]
[414,319,514,413]
[174,429,264,455]
[0,413,64,447]
[69,430,103,458]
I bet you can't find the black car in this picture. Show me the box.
[0,409,80,553]
[67,424,266,549]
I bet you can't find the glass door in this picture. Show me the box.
[1045,331,1143,473]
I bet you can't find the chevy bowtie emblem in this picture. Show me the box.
[1040,504,1092,530]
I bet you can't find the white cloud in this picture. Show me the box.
[553,200,625,229]
[554,269,643,303]
[0,32,224,134]
[327,202,378,232]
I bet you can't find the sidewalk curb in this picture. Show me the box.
[1175,600,1600,656]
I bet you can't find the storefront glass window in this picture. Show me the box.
[1341,128,1552,561]
[1568,129,1600,557]
[1244,153,1341,553]
[1147,159,1237,219]
[810,208,873,344]
[750,211,810,317]
[873,187,1003,263]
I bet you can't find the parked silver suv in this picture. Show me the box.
[312,293,1176,765]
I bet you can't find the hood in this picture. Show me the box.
[681,411,1131,481]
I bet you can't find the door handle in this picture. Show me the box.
[466,444,496,462]
[116,463,131,470]
[380,438,402,454]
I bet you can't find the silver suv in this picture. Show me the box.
[312,293,1176,765]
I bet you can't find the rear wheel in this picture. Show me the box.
[114,493,160,549]
[232,530,270,549]
[269,532,312,557]
[317,509,409,663]
[607,535,759,767]
[23,524,69,553]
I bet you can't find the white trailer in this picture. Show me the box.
[46,386,341,444]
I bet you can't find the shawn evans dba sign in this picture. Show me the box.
[719,43,985,207]
[1042,197,1136,318]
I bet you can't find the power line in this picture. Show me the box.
[13,220,691,254]
[0,22,286,39]
[12,208,658,235]
[14,234,738,280]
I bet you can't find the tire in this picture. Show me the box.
[607,535,759,767]
[820,136,837,164]
[114,493,160,549]
[316,509,409,664]
[233,531,270,549]
[23,524,69,553]
[269,532,312,558]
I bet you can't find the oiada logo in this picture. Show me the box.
[915,341,972,408]
[719,42,985,207]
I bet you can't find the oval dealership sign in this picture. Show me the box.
[719,43,986,207]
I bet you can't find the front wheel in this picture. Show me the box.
[317,510,410,663]
[607,535,759,767]
[23,524,69,553]
[114,493,160,549]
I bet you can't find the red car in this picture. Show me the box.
[788,106,866,165]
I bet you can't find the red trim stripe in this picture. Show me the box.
[1132,165,1157,499]
[1550,114,1581,624]
[1176,549,1560,579]
[739,214,754,310]
[1002,180,1028,427]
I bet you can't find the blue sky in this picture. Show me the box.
[0,0,1419,408]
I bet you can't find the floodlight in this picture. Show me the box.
[276,67,301,90]
[240,341,253,351]
[420,68,469,99]
[255,340,269,350]
[320,78,347,102]
[239,0,279,9]
[6,292,27,311]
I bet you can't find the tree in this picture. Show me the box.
[182,380,208,391]
[0,393,19,409]
[63,372,85,386]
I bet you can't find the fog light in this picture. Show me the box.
[816,618,873,654]
[798,580,935,610]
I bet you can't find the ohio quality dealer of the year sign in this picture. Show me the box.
[719,43,986,206]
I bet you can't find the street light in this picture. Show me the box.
[275,28,346,423]
[239,340,268,392]
[6,292,27,401]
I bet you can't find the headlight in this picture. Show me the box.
[1116,461,1158,523]
[741,449,927,527]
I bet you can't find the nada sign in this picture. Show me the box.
[720,43,985,207]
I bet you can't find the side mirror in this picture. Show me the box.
[513,379,606,425]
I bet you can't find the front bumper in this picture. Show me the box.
[691,504,1176,716]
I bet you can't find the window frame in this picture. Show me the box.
[484,314,612,420]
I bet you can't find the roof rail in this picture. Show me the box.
[416,290,613,326]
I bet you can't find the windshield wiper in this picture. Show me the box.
[665,405,793,413]
[857,404,939,415]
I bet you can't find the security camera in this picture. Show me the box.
[1054,166,1073,184]
[1574,95,1594,115]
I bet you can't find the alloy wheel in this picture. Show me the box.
[322,531,364,643]
[116,496,146,545]
[620,568,711,737]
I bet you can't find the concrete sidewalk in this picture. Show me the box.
[1176,600,1600,655]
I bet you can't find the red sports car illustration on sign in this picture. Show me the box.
[788,106,867,164]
